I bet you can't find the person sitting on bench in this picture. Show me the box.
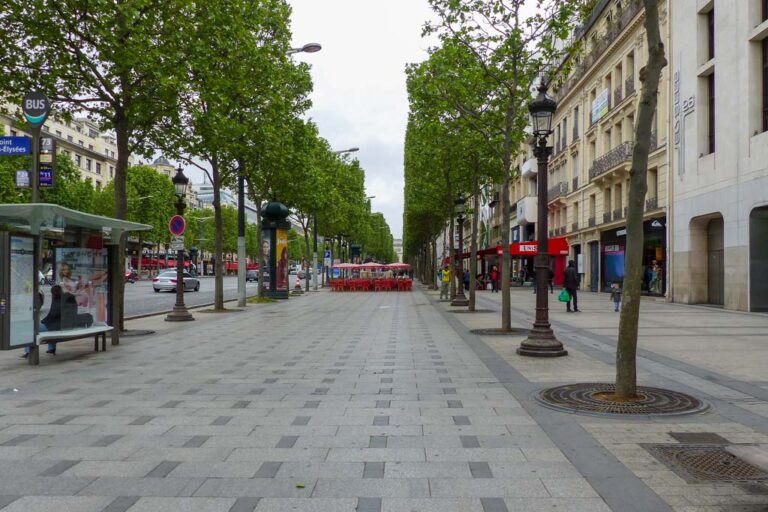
[23,285,62,357]
[22,286,93,358]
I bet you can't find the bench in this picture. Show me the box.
[36,325,114,353]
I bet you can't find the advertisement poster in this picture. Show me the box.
[9,236,35,347]
[55,248,109,327]
[275,229,288,291]
[591,89,610,124]
[603,244,625,287]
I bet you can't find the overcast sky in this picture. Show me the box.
[288,0,437,239]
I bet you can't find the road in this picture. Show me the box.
[124,275,259,317]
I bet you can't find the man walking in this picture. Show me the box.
[439,265,451,300]
[564,259,580,312]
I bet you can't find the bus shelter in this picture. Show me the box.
[0,204,151,364]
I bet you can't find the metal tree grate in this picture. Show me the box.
[645,444,768,483]
[536,383,708,417]
[470,328,529,336]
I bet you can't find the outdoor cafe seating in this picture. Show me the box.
[330,262,412,292]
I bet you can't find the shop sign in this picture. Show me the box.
[616,229,627,237]
[519,243,537,253]
[605,244,621,253]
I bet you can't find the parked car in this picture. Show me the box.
[246,270,258,282]
[152,270,200,292]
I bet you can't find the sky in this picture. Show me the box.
[287,0,437,239]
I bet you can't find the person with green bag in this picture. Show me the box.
[563,259,580,312]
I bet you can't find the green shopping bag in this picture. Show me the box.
[558,289,571,302]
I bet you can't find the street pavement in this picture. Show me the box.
[0,285,764,511]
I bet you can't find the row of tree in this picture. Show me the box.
[403,0,666,399]
[0,0,394,318]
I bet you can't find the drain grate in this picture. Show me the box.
[536,383,707,416]
[669,432,729,445]
[644,444,768,483]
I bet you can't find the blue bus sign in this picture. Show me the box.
[0,137,31,156]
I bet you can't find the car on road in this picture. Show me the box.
[152,270,200,292]
[246,270,258,282]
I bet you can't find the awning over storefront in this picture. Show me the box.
[491,237,569,257]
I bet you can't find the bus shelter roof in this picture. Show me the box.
[0,203,152,240]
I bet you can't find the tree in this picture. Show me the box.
[0,0,193,331]
[615,0,667,399]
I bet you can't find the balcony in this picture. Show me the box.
[588,216,596,227]
[572,176,579,192]
[614,86,623,106]
[516,195,538,225]
[557,226,566,236]
[548,182,568,202]
[572,126,580,142]
[603,211,612,224]
[646,196,658,211]
[588,132,658,181]
[572,222,579,232]
[521,157,537,179]
[613,208,624,221]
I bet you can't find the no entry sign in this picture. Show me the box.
[169,215,186,236]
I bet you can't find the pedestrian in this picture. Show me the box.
[489,266,498,292]
[564,259,580,312]
[439,265,451,300]
[463,268,470,290]
[22,285,60,358]
[610,282,622,312]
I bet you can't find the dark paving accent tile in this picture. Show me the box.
[57,388,78,395]
[183,435,210,448]
[327,369,341,375]
[436,369,449,374]
[313,388,329,395]
[161,401,182,408]
[284,362,296,367]
[49,415,78,425]
[212,416,233,426]
[264,378,278,384]
[379,388,393,395]
[291,356,302,360]
[433,362,445,366]
[469,462,493,478]
[363,461,385,478]
[369,436,387,448]
[1,434,36,446]
[92,435,123,447]
[304,401,320,409]
[453,416,471,426]
[232,401,251,409]
[273,370,287,375]
[322,378,335,384]
[145,378,162,384]
[121,388,140,395]
[38,460,80,476]
[380,378,393,384]
[481,497,509,512]
[447,400,463,409]
[376,401,391,409]
[276,436,299,448]
[461,435,481,448]
[184,388,201,395]
[102,496,140,512]
[130,416,154,426]
[443,388,457,395]
[381,370,394,375]
[254,461,282,478]
[669,432,730,444]
[439,378,452,383]
[18,400,45,408]
[357,497,382,512]
[291,416,311,426]
[333,363,345,367]
[431,356,443,360]
[373,416,390,426]
[384,362,395,366]
[250,388,265,395]
[146,461,181,478]
[91,400,112,408]
[206,379,221,384]
[384,356,395,360]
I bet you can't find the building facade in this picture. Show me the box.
[670,0,768,311]
[553,0,671,295]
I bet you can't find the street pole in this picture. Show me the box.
[312,215,318,291]
[166,168,194,322]
[237,173,246,307]
[451,203,469,307]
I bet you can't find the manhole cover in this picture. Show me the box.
[470,328,529,336]
[669,432,729,444]
[644,444,768,483]
[450,309,494,314]
[536,383,708,417]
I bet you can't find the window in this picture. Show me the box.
[96,163,102,175]
[86,158,92,171]
[573,106,579,138]
[78,140,84,147]
[10,130,16,136]
[55,130,62,137]
[763,39,768,131]
[707,9,715,60]
[43,126,49,132]
[708,73,716,153]
[75,155,81,167]
[88,144,93,151]
[764,0,768,22]
[563,118,568,147]
[67,135,73,142]
[96,181,102,190]
[109,166,114,178]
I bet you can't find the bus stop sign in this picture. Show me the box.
[169,215,186,236]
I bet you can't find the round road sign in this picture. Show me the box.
[22,92,51,126]
[169,215,186,236]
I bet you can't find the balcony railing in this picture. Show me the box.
[558,226,566,236]
[572,126,580,142]
[614,86,623,106]
[548,182,568,201]
[613,208,624,221]
[572,222,579,232]
[572,176,579,192]
[646,196,658,211]
[588,216,596,227]
[589,132,658,180]
[625,74,635,96]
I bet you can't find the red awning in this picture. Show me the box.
[494,237,569,257]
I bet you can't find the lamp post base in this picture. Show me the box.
[450,296,469,307]
[517,327,567,357]
[165,306,194,322]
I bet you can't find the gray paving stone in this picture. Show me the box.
[1,434,37,446]
[193,478,314,498]
[101,496,140,512]
[369,435,387,448]
[91,435,123,447]
[146,460,181,477]
[312,478,429,498]
[229,497,261,512]
[37,459,80,476]
[127,497,237,511]
[254,461,283,478]
[382,499,483,512]
[0,496,111,512]
[78,476,205,497]
[383,461,471,478]
[430,478,549,498]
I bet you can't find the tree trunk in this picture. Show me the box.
[449,215,456,300]
[469,180,479,311]
[500,167,511,330]
[303,220,311,291]
[114,117,129,333]
[136,236,142,277]
[615,0,667,399]
[211,155,224,310]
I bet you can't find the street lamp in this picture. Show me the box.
[332,147,359,155]
[451,193,469,307]
[166,166,194,322]
[288,42,322,55]
[517,80,567,357]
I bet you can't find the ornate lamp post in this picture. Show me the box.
[517,81,567,357]
[166,166,194,322]
[451,193,469,307]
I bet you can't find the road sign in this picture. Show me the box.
[170,236,185,252]
[22,92,51,126]
[0,137,31,156]
[169,215,186,236]
[323,250,331,259]
[15,170,29,187]
[38,165,53,188]
[323,257,331,267]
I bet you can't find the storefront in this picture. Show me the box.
[599,217,667,294]
[481,237,570,286]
